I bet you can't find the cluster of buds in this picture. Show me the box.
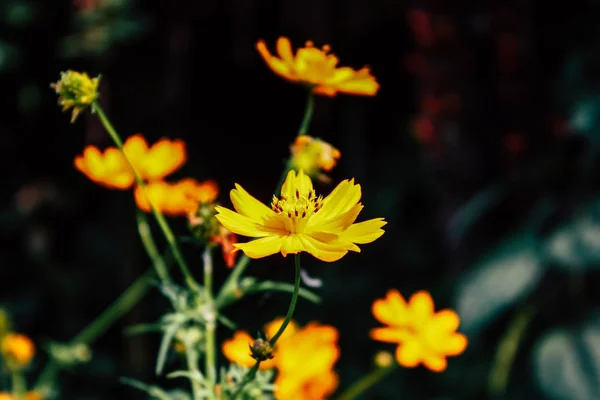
[50,70,100,123]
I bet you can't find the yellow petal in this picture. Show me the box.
[230,183,277,221]
[233,235,286,259]
[280,234,305,256]
[423,355,447,372]
[264,318,299,343]
[310,179,361,225]
[430,309,460,333]
[338,218,387,244]
[371,289,409,326]
[441,333,468,356]
[369,327,413,343]
[299,234,348,262]
[280,169,313,199]
[123,134,148,161]
[140,138,187,180]
[276,37,296,70]
[395,338,423,368]
[222,331,275,370]
[256,40,296,81]
[214,206,274,237]
[307,204,363,234]
[409,291,435,324]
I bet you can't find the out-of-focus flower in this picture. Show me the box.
[51,70,100,122]
[0,392,43,400]
[370,290,467,372]
[1,333,35,369]
[215,170,386,262]
[210,226,238,268]
[134,179,217,217]
[256,37,379,97]
[289,136,341,183]
[74,133,187,189]
[223,318,339,400]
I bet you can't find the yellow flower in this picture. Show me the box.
[1,333,35,369]
[256,37,380,96]
[51,70,100,122]
[370,290,468,372]
[134,179,218,216]
[74,133,187,189]
[0,393,43,400]
[214,170,386,262]
[289,136,341,183]
[222,318,340,400]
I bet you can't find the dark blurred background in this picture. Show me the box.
[2,0,600,398]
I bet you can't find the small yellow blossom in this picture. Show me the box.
[1,333,35,369]
[0,392,43,400]
[215,169,386,262]
[223,318,339,400]
[134,179,218,216]
[74,133,187,189]
[256,37,380,96]
[51,70,100,122]
[370,290,468,372]
[289,136,341,183]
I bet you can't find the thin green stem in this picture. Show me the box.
[268,254,302,345]
[215,254,250,307]
[336,364,397,400]
[184,346,203,400]
[137,209,171,283]
[202,247,217,387]
[245,281,320,304]
[488,303,536,397]
[12,372,26,399]
[93,102,200,292]
[232,256,302,398]
[297,91,315,137]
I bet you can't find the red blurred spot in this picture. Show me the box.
[413,117,436,145]
[503,132,526,154]
[73,0,99,10]
[434,20,458,43]
[422,96,442,115]
[404,53,427,74]
[408,9,433,47]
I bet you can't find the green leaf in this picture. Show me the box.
[455,232,543,335]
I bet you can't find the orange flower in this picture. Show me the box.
[1,333,35,369]
[370,290,467,372]
[211,225,238,268]
[0,393,42,400]
[256,36,379,97]
[289,136,341,182]
[74,133,186,189]
[134,179,218,216]
[222,318,340,400]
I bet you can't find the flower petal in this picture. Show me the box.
[430,309,460,333]
[370,327,413,343]
[215,206,275,237]
[141,138,187,180]
[256,40,296,81]
[395,338,423,368]
[441,333,468,356]
[307,204,363,235]
[280,169,313,199]
[308,179,361,226]
[298,234,348,262]
[280,234,305,256]
[276,37,296,71]
[222,331,275,370]
[264,318,299,344]
[230,183,277,221]
[338,218,387,244]
[409,291,435,325]
[423,355,447,372]
[371,289,409,326]
[233,235,286,259]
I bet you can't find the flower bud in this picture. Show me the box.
[249,338,274,362]
[1,333,35,370]
[50,70,100,123]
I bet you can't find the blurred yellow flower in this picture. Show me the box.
[0,393,43,400]
[257,37,379,97]
[134,179,218,216]
[222,318,339,400]
[215,170,386,262]
[1,333,35,369]
[51,70,100,122]
[74,133,187,189]
[370,290,468,372]
[289,136,341,183]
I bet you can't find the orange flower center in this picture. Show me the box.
[271,189,323,221]
[297,43,338,82]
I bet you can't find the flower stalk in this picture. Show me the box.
[12,371,27,400]
[92,102,199,292]
[202,247,217,387]
[136,210,171,283]
[336,363,397,400]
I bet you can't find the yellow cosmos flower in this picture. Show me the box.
[256,36,379,97]
[289,136,341,183]
[370,290,468,372]
[74,133,187,189]
[134,179,218,216]
[0,393,43,400]
[222,318,339,400]
[1,333,35,369]
[214,170,386,262]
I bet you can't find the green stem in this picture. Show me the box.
[488,303,536,397]
[137,209,171,283]
[184,346,203,400]
[12,372,26,399]
[35,267,159,391]
[215,254,250,307]
[297,91,315,137]
[203,247,217,387]
[232,255,302,398]
[268,254,302,345]
[244,281,320,304]
[93,102,200,292]
[336,364,397,400]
